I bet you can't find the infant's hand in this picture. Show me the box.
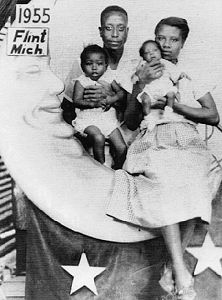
[103,104,111,111]
[178,72,191,81]
[100,99,108,110]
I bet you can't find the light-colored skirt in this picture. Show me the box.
[107,122,217,228]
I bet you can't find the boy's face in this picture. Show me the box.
[99,11,128,50]
[142,42,162,63]
[83,52,107,81]
[155,25,183,62]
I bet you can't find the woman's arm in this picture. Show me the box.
[73,80,101,109]
[173,92,220,125]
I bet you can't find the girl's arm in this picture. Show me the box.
[173,92,220,125]
[72,80,101,109]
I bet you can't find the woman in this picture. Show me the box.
[107,17,220,300]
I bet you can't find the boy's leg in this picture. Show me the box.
[109,128,127,170]
[84,126,105,164]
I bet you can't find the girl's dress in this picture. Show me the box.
[106,76,219,228]
[72,72,120,137]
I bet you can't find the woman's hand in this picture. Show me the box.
[151,97,167,110]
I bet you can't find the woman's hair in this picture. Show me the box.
[80,44,109,70]
[139,40,161,58]
[154,17,189,43]
[100,5,128,25]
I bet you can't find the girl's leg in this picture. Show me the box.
[161,223,194,291]
[84,126,105,164]
[109,128,127,169]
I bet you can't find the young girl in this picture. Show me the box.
[72,44,127,169]
[132,39,188,131]
[107,17,220,300]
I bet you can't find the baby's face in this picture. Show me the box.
[142,42,161,63]
[83,52,107,81]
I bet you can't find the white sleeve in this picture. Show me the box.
[115,68,133,94]
[161,59,183,83]
[192,77,213,100]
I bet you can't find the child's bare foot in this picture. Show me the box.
[140,92,151,116]
[166,91,176,108]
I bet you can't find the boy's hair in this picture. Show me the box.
[154,17,189,43]
[139,40,161,58]
[80,44,109,70]
[100,5,128,25]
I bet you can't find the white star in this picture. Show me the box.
[187,233,222,276]
[62,253,106,295]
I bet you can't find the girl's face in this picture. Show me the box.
[155,24,184,62]
[83,52,107,81]
[142,42,161,63]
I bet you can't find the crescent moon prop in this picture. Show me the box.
[0,47,158,243]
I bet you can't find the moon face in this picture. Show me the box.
[0,47,157,242]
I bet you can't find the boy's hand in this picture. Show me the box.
[135,59,164,84]
[83,85,114,101]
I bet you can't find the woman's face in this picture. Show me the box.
[155,24,184,62]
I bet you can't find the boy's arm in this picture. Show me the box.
[105,80,126,106]
[73,80,101,109]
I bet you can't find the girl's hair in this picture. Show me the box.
[139,40,161,58]
[154,17,189,43]
[100,5,128,25]
[80,44,109,70]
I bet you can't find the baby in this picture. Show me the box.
[72,44,127,169]
[132,40,188,131]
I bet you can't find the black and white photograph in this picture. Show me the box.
[0,0,222,299]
